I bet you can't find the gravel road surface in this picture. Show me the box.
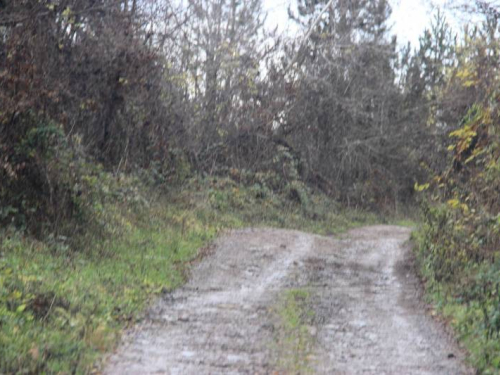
[104,226,471,374]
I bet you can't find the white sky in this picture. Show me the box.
[264,0,461,48]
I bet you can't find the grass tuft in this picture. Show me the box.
[272,288,316,373]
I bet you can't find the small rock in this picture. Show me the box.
[307,325,318,336]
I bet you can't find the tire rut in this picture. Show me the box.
[104,226,472,375]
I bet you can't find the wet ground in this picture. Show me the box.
[104,226,472,374]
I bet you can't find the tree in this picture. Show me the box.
[180,0,277,170]
[0,0,188,232]
[280,0,412,208]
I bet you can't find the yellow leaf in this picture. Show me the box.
[62,7,72,18]
[465,155,476,164]
[414,183,430,192]
[450,126,475,139]
[463,80,478,88]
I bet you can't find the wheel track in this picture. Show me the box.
[104,226,472,375]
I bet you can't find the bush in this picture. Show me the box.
[415,94,500,372]
[0,112,151,248]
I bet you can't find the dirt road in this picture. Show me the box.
[104,226,471,374]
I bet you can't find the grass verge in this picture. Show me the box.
[0,201,215,373]
[413,226,500,374]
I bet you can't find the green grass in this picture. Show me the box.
[390,218,417,228]
[0,201,217,374]
[413,262,499,373]
[180,176,380,236]
[0,176,380,374]
[272,288,316,373]
[412,226,500,374]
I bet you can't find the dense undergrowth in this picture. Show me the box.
[0,158,378,374]
[414,97,500,373]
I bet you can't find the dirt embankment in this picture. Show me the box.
[104,226,472,374]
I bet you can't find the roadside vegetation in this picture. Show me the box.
[0,163,377,373]
[412,6,500,371]
[414,99,500,373]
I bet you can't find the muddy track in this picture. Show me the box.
[104,226,472,374]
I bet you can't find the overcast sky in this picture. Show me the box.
[264,0,459,48]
